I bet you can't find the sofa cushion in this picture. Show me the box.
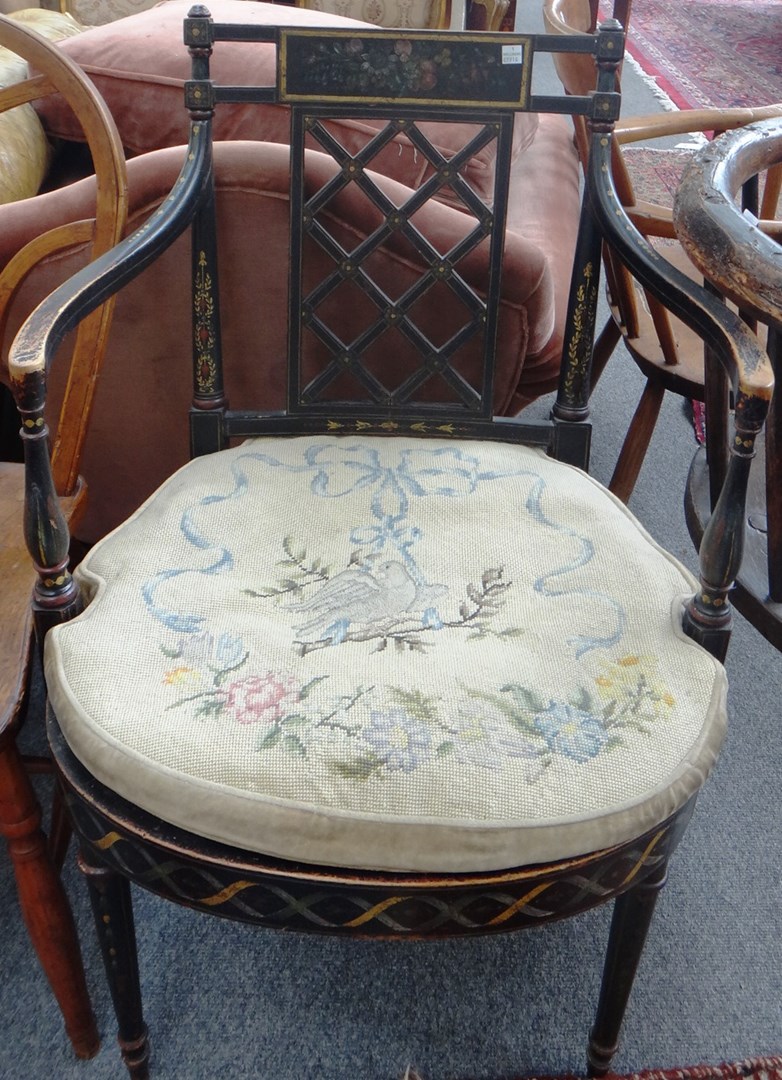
[0,9,84,203]
[46,435,726,872]
[35,1,538,203]
[301,0,443,28]
[66,0,160,26]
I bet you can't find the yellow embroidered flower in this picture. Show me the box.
[594,657,675,716]
[163,666,199,686]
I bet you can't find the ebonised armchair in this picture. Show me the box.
[7,10,773,1077]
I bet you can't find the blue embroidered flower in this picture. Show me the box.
[533,701,607,763]
[362,707,432,772]
[177,630,246,671]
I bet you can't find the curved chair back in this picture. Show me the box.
[0,12,128,499]
[0,11,127,1062]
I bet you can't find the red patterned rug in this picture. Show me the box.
[403,1056,782,1080]
[600,0,782,110]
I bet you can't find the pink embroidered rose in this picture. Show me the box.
[417,60,438,90]
[224,673,296,725]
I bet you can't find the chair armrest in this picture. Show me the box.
[8,123,210,627]
[590,132,772,402]
[616,103,782,145]
[673,117,782,326]
[589,126,774,654]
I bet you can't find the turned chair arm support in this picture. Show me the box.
[589,129,774,656]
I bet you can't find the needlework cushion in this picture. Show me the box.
[35,1,538,205]
[45,436,727,872]
[299,0,440,29]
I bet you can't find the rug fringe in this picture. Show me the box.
[623,52,680,112]
[401,1055,782,1080]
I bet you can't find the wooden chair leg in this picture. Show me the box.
[587,860,668,1077]
[609,379,666,503]
[48,782,73,872]
[0,729,99,1059]
[79,851,150,1079]
[590,315,622,390]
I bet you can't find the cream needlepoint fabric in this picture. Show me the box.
[301,0,437,29]
[46,437,727,872]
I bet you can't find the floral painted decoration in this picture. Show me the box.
[283,33,527,103]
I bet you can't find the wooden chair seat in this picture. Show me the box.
[613,242,705,396]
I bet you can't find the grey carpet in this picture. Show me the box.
[1,13,780,1080]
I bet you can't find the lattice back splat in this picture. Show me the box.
[183,13,624,461]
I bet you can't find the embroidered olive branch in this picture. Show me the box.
[313,685,374,734]
[601,673,673,732]
[453,568,520,639]
[243,536,332,599]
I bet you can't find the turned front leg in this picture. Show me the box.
[79,850,150,1079]
[588,860,668,1076]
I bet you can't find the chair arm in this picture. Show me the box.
[673,117,782,327]
[591,133,772,402]
[615,103,782,145]
[8,122,211,628]
[589,127,773,653]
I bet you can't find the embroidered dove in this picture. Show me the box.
[287,560,446,640]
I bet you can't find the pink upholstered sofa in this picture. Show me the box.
[0,1,581,544]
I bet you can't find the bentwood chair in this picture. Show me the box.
[675,117,782,652]
[544,0,782,503]
[0,12,128,1057]
[8,11,772,1077]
